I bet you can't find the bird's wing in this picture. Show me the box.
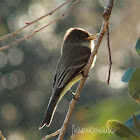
[53,46,91,89]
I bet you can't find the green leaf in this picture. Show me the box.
[107,120,139,139]
[133,115,140,134]
[125,113,140,128]
[135,38,140,56]
[125,113,140,135]
[121,68,135,83]
[128,68,140,103]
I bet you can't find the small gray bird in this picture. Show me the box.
[39,28,98,129]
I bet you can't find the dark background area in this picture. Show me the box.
[0,0,140,140]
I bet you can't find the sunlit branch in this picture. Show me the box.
[57,0,114,140]
[41,129,61,140]
[0,131,6,140]
[0,0,73,41]
[0,0,80,51]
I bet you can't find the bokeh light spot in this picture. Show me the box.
[8,48,24,65]
[7,131,25,140]
[28,3,46,19]
[97,65,127,89]
[1,73,17,89]
[0,52,7,68]
[1,103,18,121]
[110,68,127,89]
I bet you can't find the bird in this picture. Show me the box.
[39,28,98,129]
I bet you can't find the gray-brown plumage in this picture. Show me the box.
[39,28,97,129]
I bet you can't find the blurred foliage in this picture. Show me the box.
[106,38,140,140]
[129,68,140,103]
[107,120,139,140]
[135,38,140,56]
[121,68,135,83]
[133,114,140,134]
[106,113,140,140]
[125,113,140,130]
[72,96,139,140]
[0,0,140,140]
[121,38,140,103]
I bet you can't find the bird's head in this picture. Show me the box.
[63,28,98,46]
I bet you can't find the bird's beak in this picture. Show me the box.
[85,33,99,40]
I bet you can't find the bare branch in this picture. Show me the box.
[57,0,114,140]
[107,25,112,85]
[0,0,73,41]
[0,131,6,140]
[0,0,80,51]
[41,129,61,140]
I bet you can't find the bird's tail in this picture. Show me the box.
[39,89,63,129]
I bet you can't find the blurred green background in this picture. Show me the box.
[0,0,140,140]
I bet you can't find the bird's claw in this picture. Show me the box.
[81,71,89,78]
[69,90,79,101]
[73,95,79,101]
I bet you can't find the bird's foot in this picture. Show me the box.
[69,90,79,101]
[70,89,75,95]
[81,71,89,78]
[73,95,79,101]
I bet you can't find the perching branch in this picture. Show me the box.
[0,0,79,51]
[56,0,114,140]
[41,129,61,140]
[0,131,6,140]
[0,0,73,41]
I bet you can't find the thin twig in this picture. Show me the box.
[41,129,61,140]
[0,0,80,51]
[0,0,73,41]
[0,131,6,140]
[57,0,114,140]
[106,24,112,84]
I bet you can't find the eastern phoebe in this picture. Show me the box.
[39,28,98,129]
